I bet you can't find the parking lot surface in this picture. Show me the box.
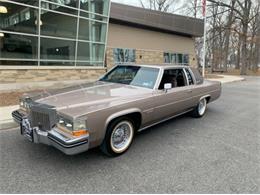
[0,77,259,193]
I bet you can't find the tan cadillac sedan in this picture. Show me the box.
[12,64,221,156]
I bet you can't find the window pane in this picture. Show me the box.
[171,53,177,63]
[124,49,135,62]
[113,48,124,63]
[77,42,105,62]
[79,0,89,18]
[80,0,110,16]
[77,42,90,61]
[92,43,105,62]
[78,19,106,42]
[0,33,38,59]
[40,38,75,60]
[183,54,189,65]
[164,53,170,63]
[43,0,79,9]
[177,54,183,64]
[92,21,106,42]
[41,1,78,15]
[113,48,136,63]
[0,2,38,34]
[40,10,77,39]
[78,19,90,41]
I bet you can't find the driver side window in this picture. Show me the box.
[159,68,187,89]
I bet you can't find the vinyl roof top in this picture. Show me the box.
[109,2,204,37]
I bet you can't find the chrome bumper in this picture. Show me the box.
[12,110,89,155]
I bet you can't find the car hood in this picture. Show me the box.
[28,81,151,117]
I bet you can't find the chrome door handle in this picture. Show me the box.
[187,90,192,93]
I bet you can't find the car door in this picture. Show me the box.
[152,68,195,122]
[184,67,199,107]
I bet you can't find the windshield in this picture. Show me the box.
[100,65,159,89]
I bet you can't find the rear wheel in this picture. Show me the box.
[191,98,207,118]
[100,117,135,157]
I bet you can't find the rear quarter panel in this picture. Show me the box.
[192,80,221,104]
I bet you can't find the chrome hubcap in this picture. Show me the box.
[198,98,207,115]
[110,121,134,153]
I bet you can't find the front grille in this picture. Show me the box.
[30,103,57,131]
[31,111,51,131]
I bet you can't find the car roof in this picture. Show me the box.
[115,63,189,69]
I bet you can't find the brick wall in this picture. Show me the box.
[0,69,106,83]
[135,50,164,64]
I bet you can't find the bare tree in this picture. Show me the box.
[139,0,179,12]
[207,0,257,75]
[250,3,260,72]
[222,0,236,71]
[139,0,260,75]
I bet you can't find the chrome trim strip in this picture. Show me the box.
[48,135,88,148]
[153,96,193,110]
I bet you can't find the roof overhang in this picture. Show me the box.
[109,2,204,38]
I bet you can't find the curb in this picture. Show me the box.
[222,78,245,84]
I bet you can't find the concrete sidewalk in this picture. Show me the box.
[0,79,92,93]
[0,105,19,130]
[0,74,245,130]
[207,74,245,83]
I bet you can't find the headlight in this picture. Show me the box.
[20,99,24,107]
[19,99,27,110]
[57,116,73,131]
[20,98,32,110]
[73,117,87,131]
[57,115,88,137]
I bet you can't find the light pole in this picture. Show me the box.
[202,0,207,77]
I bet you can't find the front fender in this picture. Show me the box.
[104,108,142,131]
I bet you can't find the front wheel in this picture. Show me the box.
[191,98,207,118]
[100,117,135,157]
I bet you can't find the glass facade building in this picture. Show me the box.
[0,0,110,66]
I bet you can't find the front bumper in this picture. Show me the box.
[12,110,89,155]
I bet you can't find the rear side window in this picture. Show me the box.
[190,68,204,84]
[159,68,187,89]
[185,68,194,85]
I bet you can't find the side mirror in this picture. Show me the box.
[164,83,172,92]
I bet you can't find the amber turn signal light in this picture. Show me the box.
[72,130,89,137]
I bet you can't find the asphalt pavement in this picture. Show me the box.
[0,77,259,193]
